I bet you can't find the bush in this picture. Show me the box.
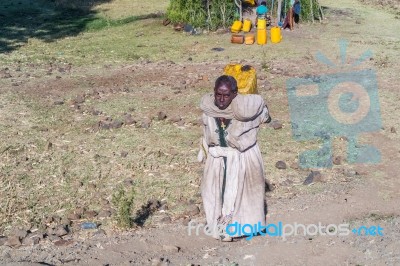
[167,0,237,30]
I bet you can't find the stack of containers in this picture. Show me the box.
[230,19,255,45]
[257,18,267,45]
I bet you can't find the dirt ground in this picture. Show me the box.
[0,0,400,265]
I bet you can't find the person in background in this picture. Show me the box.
[256,1,268,18]
[282,0,301,30]
[293,0,301,23]
[255,1,270,27]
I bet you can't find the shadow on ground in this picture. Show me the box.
[0,0,162,53]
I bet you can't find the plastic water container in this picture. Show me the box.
[245,33,255,45]
[257,18,267,29]
[270,27,282,43]
[242,19,252,32]
[257,28,267,45]
[231,34,244,44]
[223,64,258,94]
[231,20,243,33]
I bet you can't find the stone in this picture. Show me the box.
[141,118,152,128]
[177,120,185,127]
[22,235,40,245]
[124,179,134,186]
[391,127,396,133]
[52,215,62,223]
[98,210,112,218]
[159,204,168,211]
[169,116,181,123]
[60,217,72,226]
[124,114,136,125]
[0,236,7,246]
[162,245,180,253]
[47,235,61,242]
[11,228,28,239]
[270,120,283,130]
[101,199,110,206]
[182,217,191,226]
[100,121,111,130]
[303,171,323,185]
[54,100,65,105]
[54,239,74,246]
[121,151,129,158]
[275,161,287,169]
[185,204,200,216]
[110,120,123,129]
[159,215,172,223]
[344,169,358,177]
[46,141,53,150]
[75,207,86,216]
[157,111,167,121]
[4,235,21,247]
[44,216,54,224]
[333,156,343,165]
[73,95,85,104]
[84,210,98,218]
[54,225,69,237]
[94,229,107,237]
[290,162,299,169]
[67,213,81,220]
[92,109,102,116]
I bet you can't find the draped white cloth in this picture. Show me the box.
[199,93,270,238]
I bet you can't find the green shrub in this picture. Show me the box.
[167,0,236,30]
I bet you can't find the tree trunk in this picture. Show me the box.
[309,0,314,23]
[207,0,211,30]
[234,0,242,21]
[277,0,282,24]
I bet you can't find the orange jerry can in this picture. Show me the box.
[245,33,255,45]
[231,34,244,44]
[257,28,267,45]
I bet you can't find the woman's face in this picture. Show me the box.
[214,85,237,110]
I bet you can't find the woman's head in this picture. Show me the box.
[214,75,238,110]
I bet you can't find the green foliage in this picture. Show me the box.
[209,0,237,30]
[112,186,136,228]
[167,0,236,29]
[167,0,207,28]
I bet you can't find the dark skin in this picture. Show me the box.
[214,85,237,110]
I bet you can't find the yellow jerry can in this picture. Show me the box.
[231,20,243,33]
[223,64,258,94]
[257,18,267,29]
[243,0,256,6]
[270,26,282,43]
[241,19,252,32]
[257,28,267,45]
